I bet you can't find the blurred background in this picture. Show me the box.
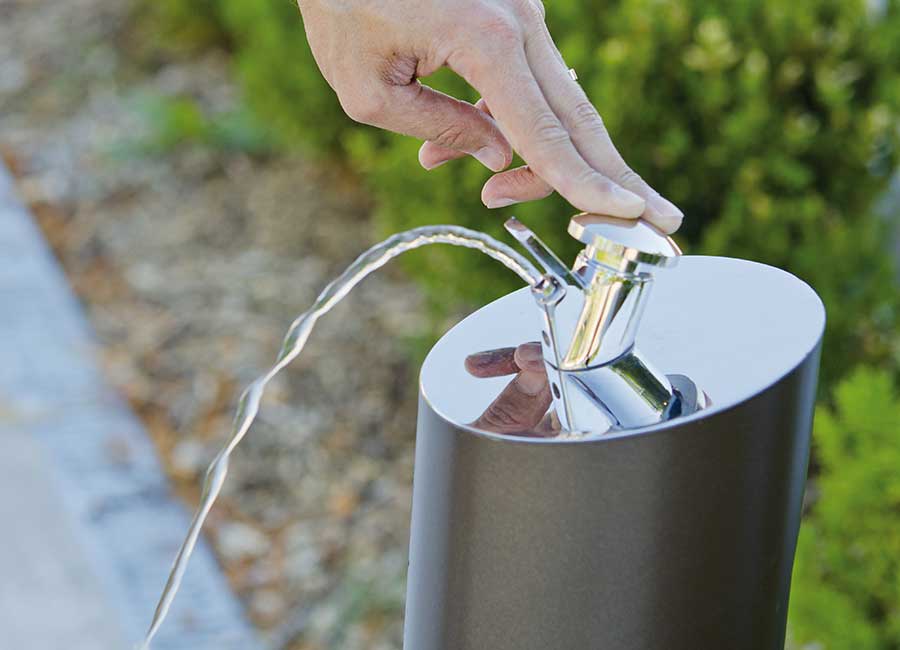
[1,0,899,649]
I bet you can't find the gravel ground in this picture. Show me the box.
[0,1,431,647]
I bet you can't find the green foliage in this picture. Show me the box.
[171,0,900,389]
[120,94,276,156]
[790,367,900,649]
[131,0,231,54]
[217,0,358,152]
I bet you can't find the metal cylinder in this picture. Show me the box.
[404,256,824,650]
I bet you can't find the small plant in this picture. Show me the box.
[122,94,276,156]
[789,367,900,649]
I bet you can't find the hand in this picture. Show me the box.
[297,0,684,233]
[464,342,559,436]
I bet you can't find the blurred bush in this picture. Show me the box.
[145,0,900,390]
[790,367,900,649]
[116,95,275,156]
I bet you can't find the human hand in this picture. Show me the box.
[464,342,559,436]
[297,0,683,233]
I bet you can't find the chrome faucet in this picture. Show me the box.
[506,214,706,434]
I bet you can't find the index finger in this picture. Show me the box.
[454,45,646,218]
[465,347,520,377]
[524,26,684,232]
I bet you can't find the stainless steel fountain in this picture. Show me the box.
[404,213,825,650]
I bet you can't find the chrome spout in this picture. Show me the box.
[505,214,705,434]
[564,214,680,368]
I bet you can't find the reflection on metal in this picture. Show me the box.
[563,215,679,369]
[498,215,703,435]
[529,276,576,432]
[562,267,650,368]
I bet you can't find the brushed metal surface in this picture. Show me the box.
[405,256,824,650]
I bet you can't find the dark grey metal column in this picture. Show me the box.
[404,256,824,650]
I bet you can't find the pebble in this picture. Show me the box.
[216,521,272,562]
[170,439,209,477]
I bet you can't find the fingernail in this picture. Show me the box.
[464,348,519,377]
[473,146,506,172]
[517,343,543,363]
[421,158,449,171]
[485,197,516,209]
[647,196,684,233]
[515,342,545,373]
[514,370,547,396]
[418,146,449,171]
[467,348,509,364]
[650,212,684,234]
[612,185,646,214]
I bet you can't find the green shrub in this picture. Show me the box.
[131,0,231,55]
[123,95,275,156]
[789,367,900,649]
[178,0,900,390]
[217,0,357,152]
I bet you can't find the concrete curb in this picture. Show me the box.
[0,163,261,649]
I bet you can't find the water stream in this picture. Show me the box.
[138,225,540,649]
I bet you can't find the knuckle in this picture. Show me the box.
[507,168,551,197]
[617,167,643,189]
[568,100,604,133]
[379,53,418,87]
[446,47,479,83]
[449,7,521,82]
[561,167,602,197]
[487,403,518,427]
[512,0,545,25]
[507,168,537,189]
[500,168,553,200]
[527,112,568,146]
[340,93,385,125]
[433,123,470,150]
[471,5,522,46]
[524,115,571,184]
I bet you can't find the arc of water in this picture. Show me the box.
[138,225,540,649]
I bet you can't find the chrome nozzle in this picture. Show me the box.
[506,214,703,434]
[565,214,680,369]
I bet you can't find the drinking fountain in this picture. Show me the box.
[404,213,825,650]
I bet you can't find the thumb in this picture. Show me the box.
[381,83,512,172]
